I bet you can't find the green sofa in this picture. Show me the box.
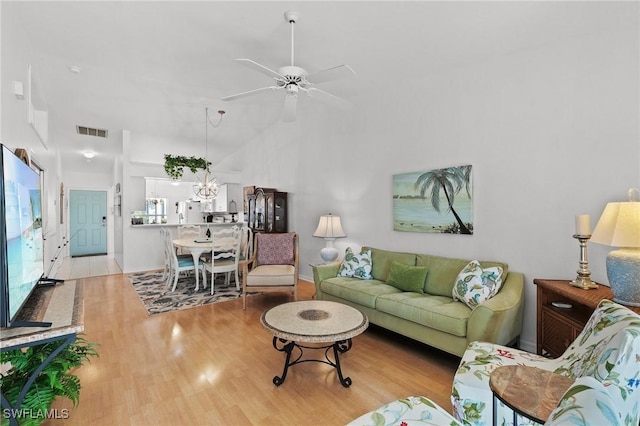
[311,247,524,357]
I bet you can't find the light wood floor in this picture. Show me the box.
[48,273,461,425]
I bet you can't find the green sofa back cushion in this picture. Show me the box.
[366,247,416,281]
[385,261,427,293]
[416,254,508,297]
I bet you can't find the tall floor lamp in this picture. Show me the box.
[313,214,346,262]
[590,189,640,307]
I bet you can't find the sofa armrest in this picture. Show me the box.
[311,261,341,298]
[466,271,525,346]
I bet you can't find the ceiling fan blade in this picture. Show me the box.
[221,86,281,102]
[306,64,356,84]
[235,58,285,80]
[307,87,350,108]
[283,94,297,122]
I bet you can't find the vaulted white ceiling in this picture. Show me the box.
[3,1,635,175]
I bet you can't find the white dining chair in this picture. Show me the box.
[201,226,242,294]
[163,228,204,291]
[177,225,201,255]
[159,228,172,283]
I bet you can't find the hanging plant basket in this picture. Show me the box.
[163,154,211,180]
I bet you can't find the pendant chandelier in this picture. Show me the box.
[193,108,225,199]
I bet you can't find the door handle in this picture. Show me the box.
[102,216,106,226]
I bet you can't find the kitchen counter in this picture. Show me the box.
[123,222,245,272]
[130,222,243,227]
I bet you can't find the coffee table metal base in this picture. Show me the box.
[271,336,354,387]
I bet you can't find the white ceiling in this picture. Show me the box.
[3,1,635,175]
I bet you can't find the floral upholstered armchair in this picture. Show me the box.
[451,299,640,425]
[348,376,620,425]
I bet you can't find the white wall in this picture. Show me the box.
[113,143,124,271]
[226,24,640,352]
[1,9,66,277]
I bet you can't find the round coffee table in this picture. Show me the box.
[260,300,368,387]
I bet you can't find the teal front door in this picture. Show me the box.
[69,190,107,257]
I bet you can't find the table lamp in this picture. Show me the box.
[590,188,640,307]
[313,214,346,262]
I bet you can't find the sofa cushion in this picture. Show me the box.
[417,255,470,296]
[367,247,416,282]
[320,277,400,309]
[452,260,504,308]
[385,261,427,293]
[338,247,373,280]
[376,292,470,337]
[417,254,509,297]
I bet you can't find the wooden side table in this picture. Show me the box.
[534,279,640,357]
[489,365,574,425]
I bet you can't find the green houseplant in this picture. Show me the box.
[163,154,211,180]
[0,336,99,426]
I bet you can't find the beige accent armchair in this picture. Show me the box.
[242,233,298,310]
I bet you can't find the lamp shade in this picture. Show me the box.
[591,199,640,307]
[591,202,640,248]
[313,214,346,239]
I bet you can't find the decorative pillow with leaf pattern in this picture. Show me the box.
[452,260,503,308]
[338,247,373,280]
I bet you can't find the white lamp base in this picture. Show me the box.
[319,238,339,263]
[606,248,640,307]
[320,247,339,263]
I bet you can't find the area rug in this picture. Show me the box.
[128,271,245,315]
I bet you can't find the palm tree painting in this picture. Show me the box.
[393,165,473,234]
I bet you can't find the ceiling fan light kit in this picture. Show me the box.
[221,10,356,122]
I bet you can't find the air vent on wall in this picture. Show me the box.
[76,125,108,138]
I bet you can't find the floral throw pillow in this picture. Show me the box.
[256,232,295,265]
[452,260,503,308]
[338,247,373,280]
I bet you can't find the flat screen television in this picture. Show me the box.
[0,144,46,328]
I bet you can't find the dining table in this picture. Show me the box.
[172,238,213,291]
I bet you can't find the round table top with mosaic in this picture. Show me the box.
[261,300,369,343]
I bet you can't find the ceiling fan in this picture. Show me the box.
[221,10,356,122]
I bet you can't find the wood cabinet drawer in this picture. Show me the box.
[540,307,578,357]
